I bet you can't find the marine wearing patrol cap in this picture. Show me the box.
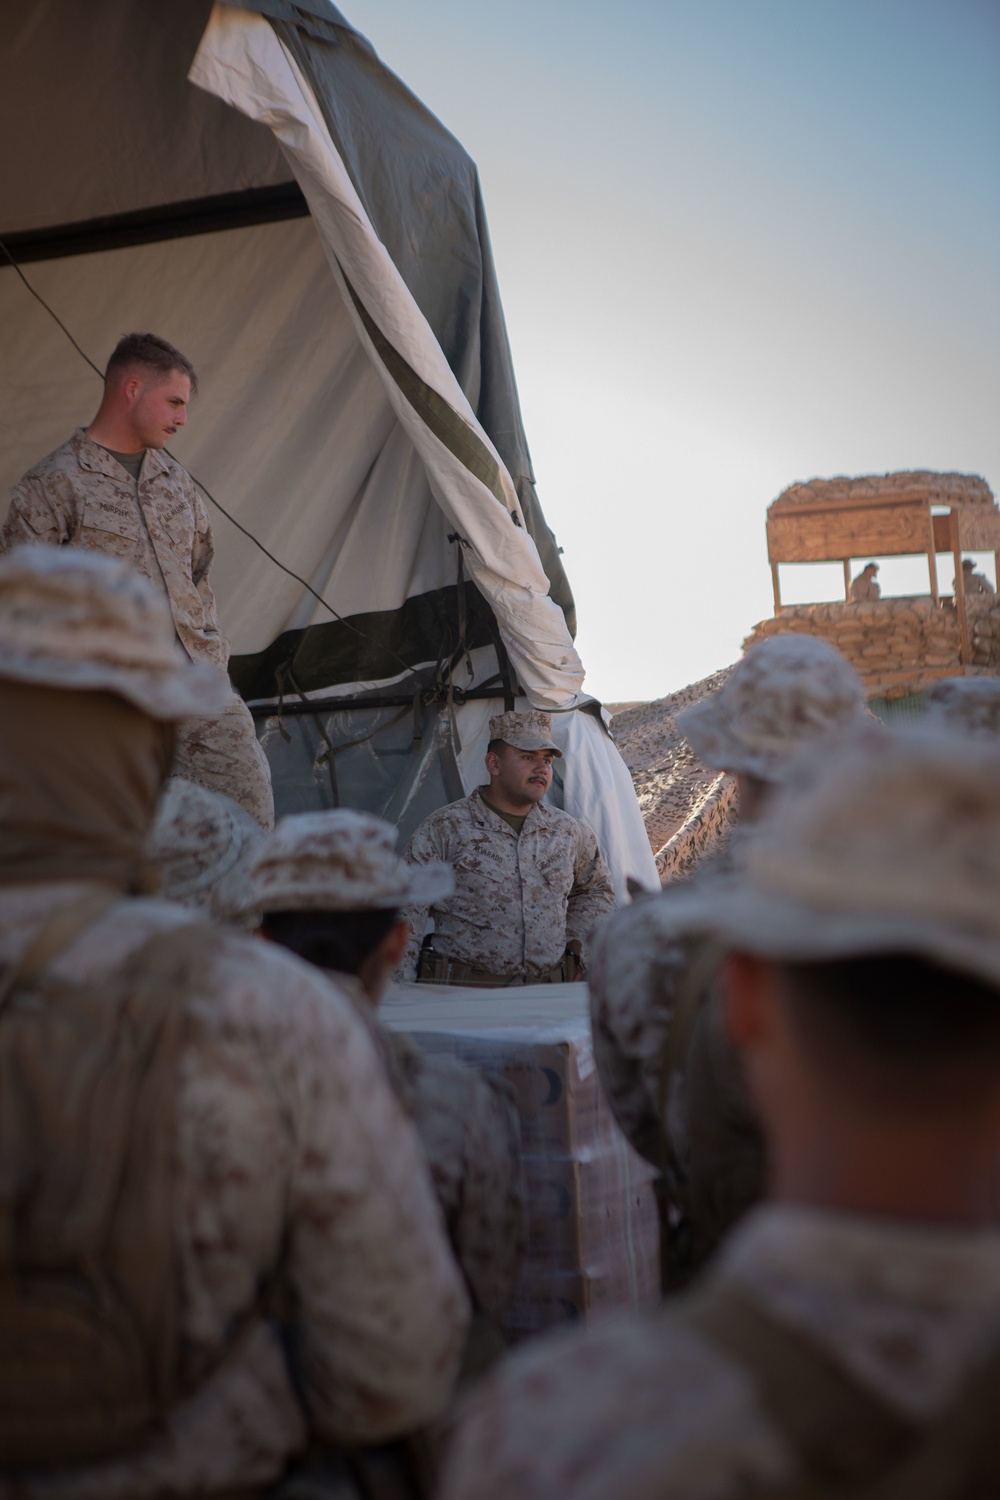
[488,710,563,756]
[677,634,869,782]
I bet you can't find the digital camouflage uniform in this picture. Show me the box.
[0,888,468,1499]
[399,789,616,983]
[439,1205,1000,1500]
[442,730,1000,1500]
[0,550,467,1497]
[593,637,872,1286]
[1,430,273,828]
[229,811,525,1359]
[962,565,994,596]
[338,979,524,1348]
[850,572,880,602]
[589,877,763,1289]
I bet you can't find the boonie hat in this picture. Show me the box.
[678,634,869,782]
[0,545,229,719]
[924,677,1000,739]
[489,709,562,756]
[147,778,266,918]
[659,728,1000,990]
[230,809,454,916]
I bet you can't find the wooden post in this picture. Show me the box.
[950,511,969,667]
[842,559,852,601]
[925,504,939,604]
[771,561,782,616]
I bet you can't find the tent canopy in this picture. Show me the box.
[0,0,657,890]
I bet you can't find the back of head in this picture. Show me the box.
[105,332,197,394]
[0,547,229,891]
[667,727,1000,1088]
[677,634,870,782]
[261,907,401,975]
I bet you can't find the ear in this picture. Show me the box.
[719,951,774,1049]
[485,748,501,778]
[124,376,142,406]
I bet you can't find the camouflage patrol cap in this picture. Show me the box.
[658,728,1000,988]
[489,710,562,756]
[147,778,266,920]
[924,677,1000,739]
[677,635,869,782]
[229,809,454,916]
[0,545,229,720]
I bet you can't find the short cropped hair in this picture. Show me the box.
[487,738,507,756]
[105,333,198,394]
[260,907,400,976]
[780,954,1000,1110]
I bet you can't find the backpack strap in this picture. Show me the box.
[0,888,120,1014]
[673,1277,1000,1500]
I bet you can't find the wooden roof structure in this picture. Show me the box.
[766,472,1000,666]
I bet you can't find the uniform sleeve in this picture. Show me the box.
[397,816,448,981]
[588,898,688,1166]
[406,1053,525,1321]
[564,825,617,965]
[1,477,67,552]
[189,485,224,644]
[279,968,470,1441]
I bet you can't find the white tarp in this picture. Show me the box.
[189,5,586,712]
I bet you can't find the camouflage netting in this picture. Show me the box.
[609,669,739,887]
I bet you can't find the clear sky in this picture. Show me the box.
[345,0,1000,702]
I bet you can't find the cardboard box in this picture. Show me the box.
[382,982,660,1337]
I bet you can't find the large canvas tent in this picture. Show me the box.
[0,0,656,891]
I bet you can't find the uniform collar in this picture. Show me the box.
[720,1202,1000,1315]
[72,427,170,483]
[471,785,550,830]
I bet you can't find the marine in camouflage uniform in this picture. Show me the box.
[1,333,273,830]
[849,561,881,601]
[960,557,995,596]
[590,636,872,1287]
[229,810,525,1374]
[440,730,1000,1500]
[0,547,467,1497]
[400,711,615,985]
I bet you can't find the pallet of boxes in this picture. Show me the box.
[382,981,660,1337]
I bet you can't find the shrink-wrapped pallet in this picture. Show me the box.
[381,982,660,1338]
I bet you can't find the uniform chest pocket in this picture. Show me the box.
[81,493,142,543]
[536,853,574,899]
[154,496,196,554]
[454,843,509,885]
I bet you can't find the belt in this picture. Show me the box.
[416,946,582,987]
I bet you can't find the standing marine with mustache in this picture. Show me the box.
[400,710,616,987]
[1,332,273,831]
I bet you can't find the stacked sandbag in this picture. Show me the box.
[609,669,739,883]
[744,599,963,698]
[969,597,1000,671]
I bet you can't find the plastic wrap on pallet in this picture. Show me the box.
[381,981,660,1338]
